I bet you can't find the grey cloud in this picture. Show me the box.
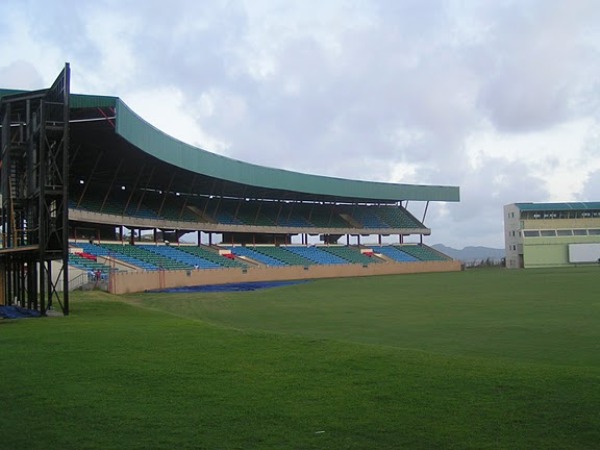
[0,60,44,89]
[475,0,600,132]
[582,170,600,200]
[192,20,481,177]
[124,1,248,92]
[426,157,548,247]
[455,158,547,220]
[24,0,88,50]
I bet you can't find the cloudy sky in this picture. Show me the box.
[1,0,599,249]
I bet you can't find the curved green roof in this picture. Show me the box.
[114,100,459,202]
[2,88,460,203]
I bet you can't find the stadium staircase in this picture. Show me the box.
[68,253,116,276]
[227,246,287,266]
[78,243,160,271]
[177,245,247,269]
[320,246,382,264]
[374,246,419,262]
[375,207,425,228]
[139,245,219,270]
[394,244,451,261]
[252,246,315,266]
[285,246,348,265]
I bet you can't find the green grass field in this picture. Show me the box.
[2,267,599,449]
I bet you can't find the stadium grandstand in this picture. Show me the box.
[1,65,460,313]
[504,202,600,268]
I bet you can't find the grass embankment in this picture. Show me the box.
[1,268,599,449]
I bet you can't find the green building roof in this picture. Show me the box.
[515,202,600,212]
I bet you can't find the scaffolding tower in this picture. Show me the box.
[0,64,70,315]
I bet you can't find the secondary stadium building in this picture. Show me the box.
[504,202,600,269]
[1,68,460,300]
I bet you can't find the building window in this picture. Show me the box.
[573,229,587,236]
[523,230,540,237]
[589,229,600,235]
[557,230,573,236]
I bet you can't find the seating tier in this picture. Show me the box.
[70,243,448,271]
[71,191,425,231]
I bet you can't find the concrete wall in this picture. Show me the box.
[108,260,462,294]
[522,242,569,268]
[521,218,600,230]
[522,235,600,268]
[504,204,522,269]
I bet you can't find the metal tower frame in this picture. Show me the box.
[0,64,70,315]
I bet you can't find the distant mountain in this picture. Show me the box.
[432,244,505,263]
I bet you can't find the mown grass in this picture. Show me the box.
[1,267,599,449]
[135,267,600,366]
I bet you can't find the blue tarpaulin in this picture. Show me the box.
[0,305,42,319]
[148,280,310,294]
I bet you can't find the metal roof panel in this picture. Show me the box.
[114,99,460,203]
